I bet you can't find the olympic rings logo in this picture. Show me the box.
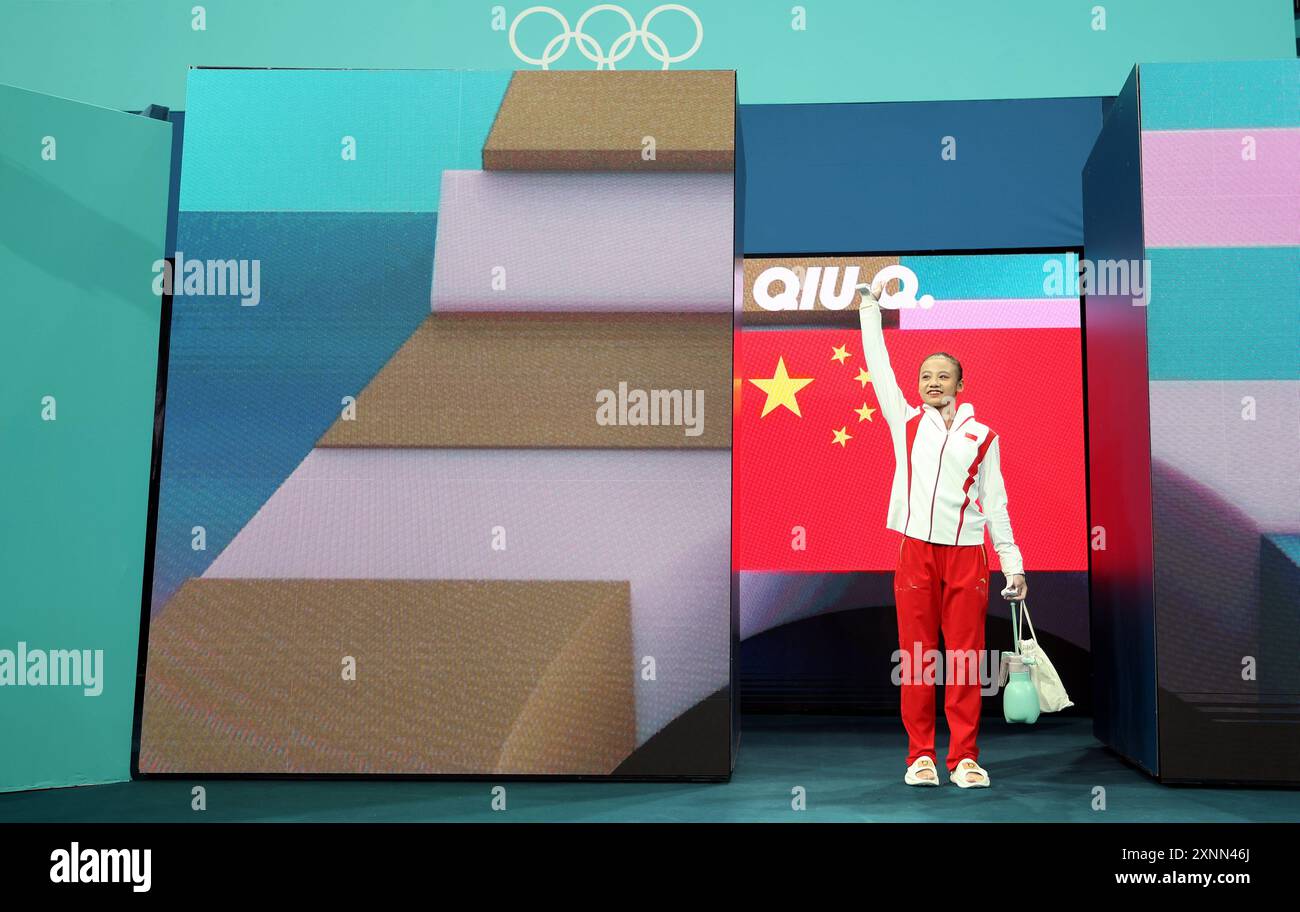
[508,4,703,70]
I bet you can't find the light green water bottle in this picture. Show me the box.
[1003,600,1040,724]
[1003,654,1040,724]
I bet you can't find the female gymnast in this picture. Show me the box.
[858,279,1026,788]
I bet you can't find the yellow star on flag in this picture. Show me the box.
[830,344,851,364]
[855,367,872,387]
[854,402,876,422]
[749,356,814,418]
[832,426,852,447]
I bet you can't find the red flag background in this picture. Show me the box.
[734,326,1087,572]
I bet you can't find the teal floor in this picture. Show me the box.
[3,716,1297,823]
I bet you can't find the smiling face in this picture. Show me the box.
[918,355,963,408]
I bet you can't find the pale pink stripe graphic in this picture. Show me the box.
[899,298,1080,330]
[1141,129,1300,247]
[432,170,735,312]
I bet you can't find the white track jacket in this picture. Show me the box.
[859,297,1025,579]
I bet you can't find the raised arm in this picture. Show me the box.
[977,435,1026,592]
[857,283,916,429]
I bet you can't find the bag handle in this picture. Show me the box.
[1008,599,1035,657]
[1019,600,1038,645]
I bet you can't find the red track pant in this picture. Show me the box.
[894,534,989,772]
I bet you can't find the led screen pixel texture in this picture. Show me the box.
[138,69,736,776]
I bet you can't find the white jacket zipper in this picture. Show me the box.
[927,427,949,540]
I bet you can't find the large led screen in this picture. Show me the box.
[136,69,738,777]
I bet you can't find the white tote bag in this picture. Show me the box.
[1011,600,1074,713]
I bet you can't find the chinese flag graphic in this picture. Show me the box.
[734,326,1087,573]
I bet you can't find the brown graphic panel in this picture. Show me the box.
[139,578,635,774]
[317,312,731,448]
[484,70,735,172]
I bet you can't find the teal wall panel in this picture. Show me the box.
[0,0,1292,110]
[0,84,171,792]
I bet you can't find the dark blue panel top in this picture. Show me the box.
[740,96,1105,254]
